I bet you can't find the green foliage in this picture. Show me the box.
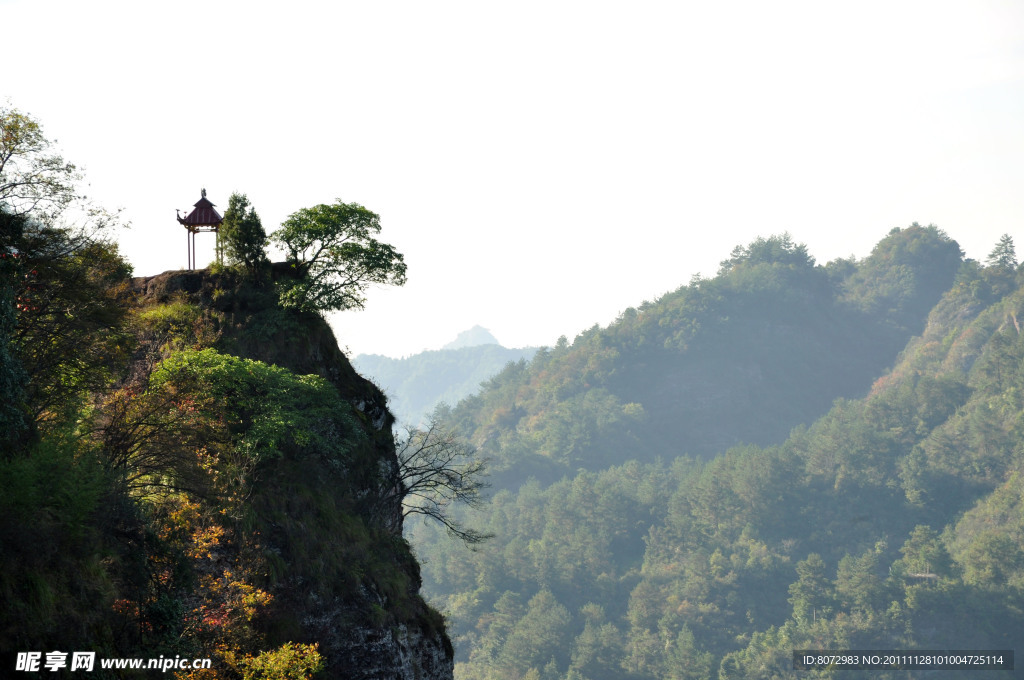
[986,233,1017,271]
[835,545,889,613]
[136,298,219,352]
[221,192,269,273]
[570,604,625,678]
[411,460,673,675]
[949,473,1024,588]
[138,348,362,502]
[241,642,324,679]
[788,554,835,623]
[1,108,131,440]
[7,220,133,426]
[665,626,715,680]
[841,222,964,328]
[137,299,203,332]
[718,232,814,273]
[896,525,953,579]
[0,104,81,218]
[498,589,572,673]
[271,200,407,314]
[0,437,114,650]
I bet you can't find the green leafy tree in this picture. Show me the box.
[270,200,406,313]
[220,192,268,272]
[0,104,80,218]
[569,603,624,677]
[0,106,123,240]
[0,107,139,655]
[125,348,361,497]
[896,525,953,579]
[471,591,525,666]
[788,553,835,624]
[0,104,133,437]
[0,107,131,436]
[664,625,715,680]
[11,226,132,425]
[959,531,1024,586]
[497,589,572,674]
[835,545,889,613]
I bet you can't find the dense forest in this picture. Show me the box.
[407,227,1024,679]
[435,227,962,487]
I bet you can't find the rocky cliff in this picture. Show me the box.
[129,267,454,680]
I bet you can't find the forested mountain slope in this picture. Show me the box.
[448,226,963,487]
[409,227,1024,679]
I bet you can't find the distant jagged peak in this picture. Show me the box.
[442,325,500,350]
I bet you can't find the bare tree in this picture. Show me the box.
[390,409,491,545]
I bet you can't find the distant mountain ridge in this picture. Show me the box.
[353,328,536,427]
[442,325,500,350]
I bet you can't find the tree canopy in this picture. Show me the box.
[0,107,132,446]
[986,233,1017,270]
[270,200,406,314]
[718,233,814,273]
[0,105,79,218]
[219,192,268,272]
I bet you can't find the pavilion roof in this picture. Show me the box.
[177,191,224,227]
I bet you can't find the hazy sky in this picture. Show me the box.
[4,0,1023,357]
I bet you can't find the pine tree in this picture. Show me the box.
[220,193,268,273]
[986,234,1017,270]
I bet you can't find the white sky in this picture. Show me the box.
[4,0,1024,357]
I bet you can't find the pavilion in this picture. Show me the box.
[176,189,223,270]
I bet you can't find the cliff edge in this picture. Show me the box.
[129,267,453,680]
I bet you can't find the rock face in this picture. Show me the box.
[328,625,454,680]
[130,268,454,680]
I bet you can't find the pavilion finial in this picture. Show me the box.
[201,187,207,199]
